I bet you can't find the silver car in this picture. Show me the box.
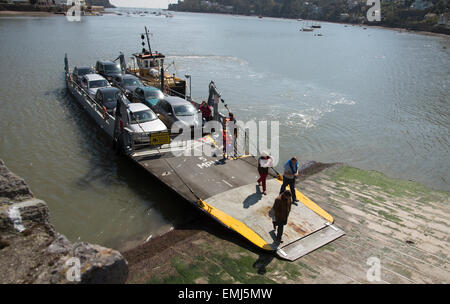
[80,74,110,99]
[153,96,202,133]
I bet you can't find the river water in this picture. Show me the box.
[0,12,448,249]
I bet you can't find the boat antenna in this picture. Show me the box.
[144,26,152,55]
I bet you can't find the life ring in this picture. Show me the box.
[102,106,108,120]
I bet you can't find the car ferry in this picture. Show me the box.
[64,53,344,261]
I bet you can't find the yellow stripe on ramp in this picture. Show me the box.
[276,178,334,223]
[197,199,273,251]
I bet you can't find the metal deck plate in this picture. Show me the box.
[277,224,345,261]
[204,179,331,250]
[133,139,263,201]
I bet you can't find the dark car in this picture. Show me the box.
[72,66,95,85]
[132,86,164,108]
[95,60,122,81]
[112,74,143,97]
[94,87,129,114]
[153,96,201,133]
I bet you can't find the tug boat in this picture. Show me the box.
[126,27,187,98]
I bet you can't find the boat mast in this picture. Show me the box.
[144,26,152,55]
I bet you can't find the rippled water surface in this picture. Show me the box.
[0,12,448,248]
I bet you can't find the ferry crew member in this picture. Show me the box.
[199,100,212,122]
[228,112,236,124]
[272,190,293,243]
[222,114,236,158]
[257,152,273,195]
[228,113,237,152]
[279,157,299,204]
[222,128,233,158]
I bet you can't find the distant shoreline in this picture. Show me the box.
[0,10,111,17]
[1,9,448,39]
[0,10,56,17]
[367,24,450,39]
[312,18,450,39]
[169,10,450,38]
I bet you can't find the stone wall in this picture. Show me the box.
[0,159,128,284]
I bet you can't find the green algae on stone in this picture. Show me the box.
[330,166,445,198]
[378,210,403,224]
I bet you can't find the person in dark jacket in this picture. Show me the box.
[279,157,299,203]
[272,190,292,243]
[257,152,273,195]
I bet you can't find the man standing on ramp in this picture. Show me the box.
[279,157,300,204]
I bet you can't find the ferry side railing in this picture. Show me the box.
[67,74,114,120]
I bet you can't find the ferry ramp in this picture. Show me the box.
[130,137,344,260]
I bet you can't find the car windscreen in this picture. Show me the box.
[104,64,121,73]
[144,89,164,100]
[173,104,197,116]
[89,80,109,88]
[130,110,157,124]
[78,68,94,76]
[123,78,142,86]
[102,90,118,103]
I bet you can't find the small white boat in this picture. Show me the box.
[301,20,314,32]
